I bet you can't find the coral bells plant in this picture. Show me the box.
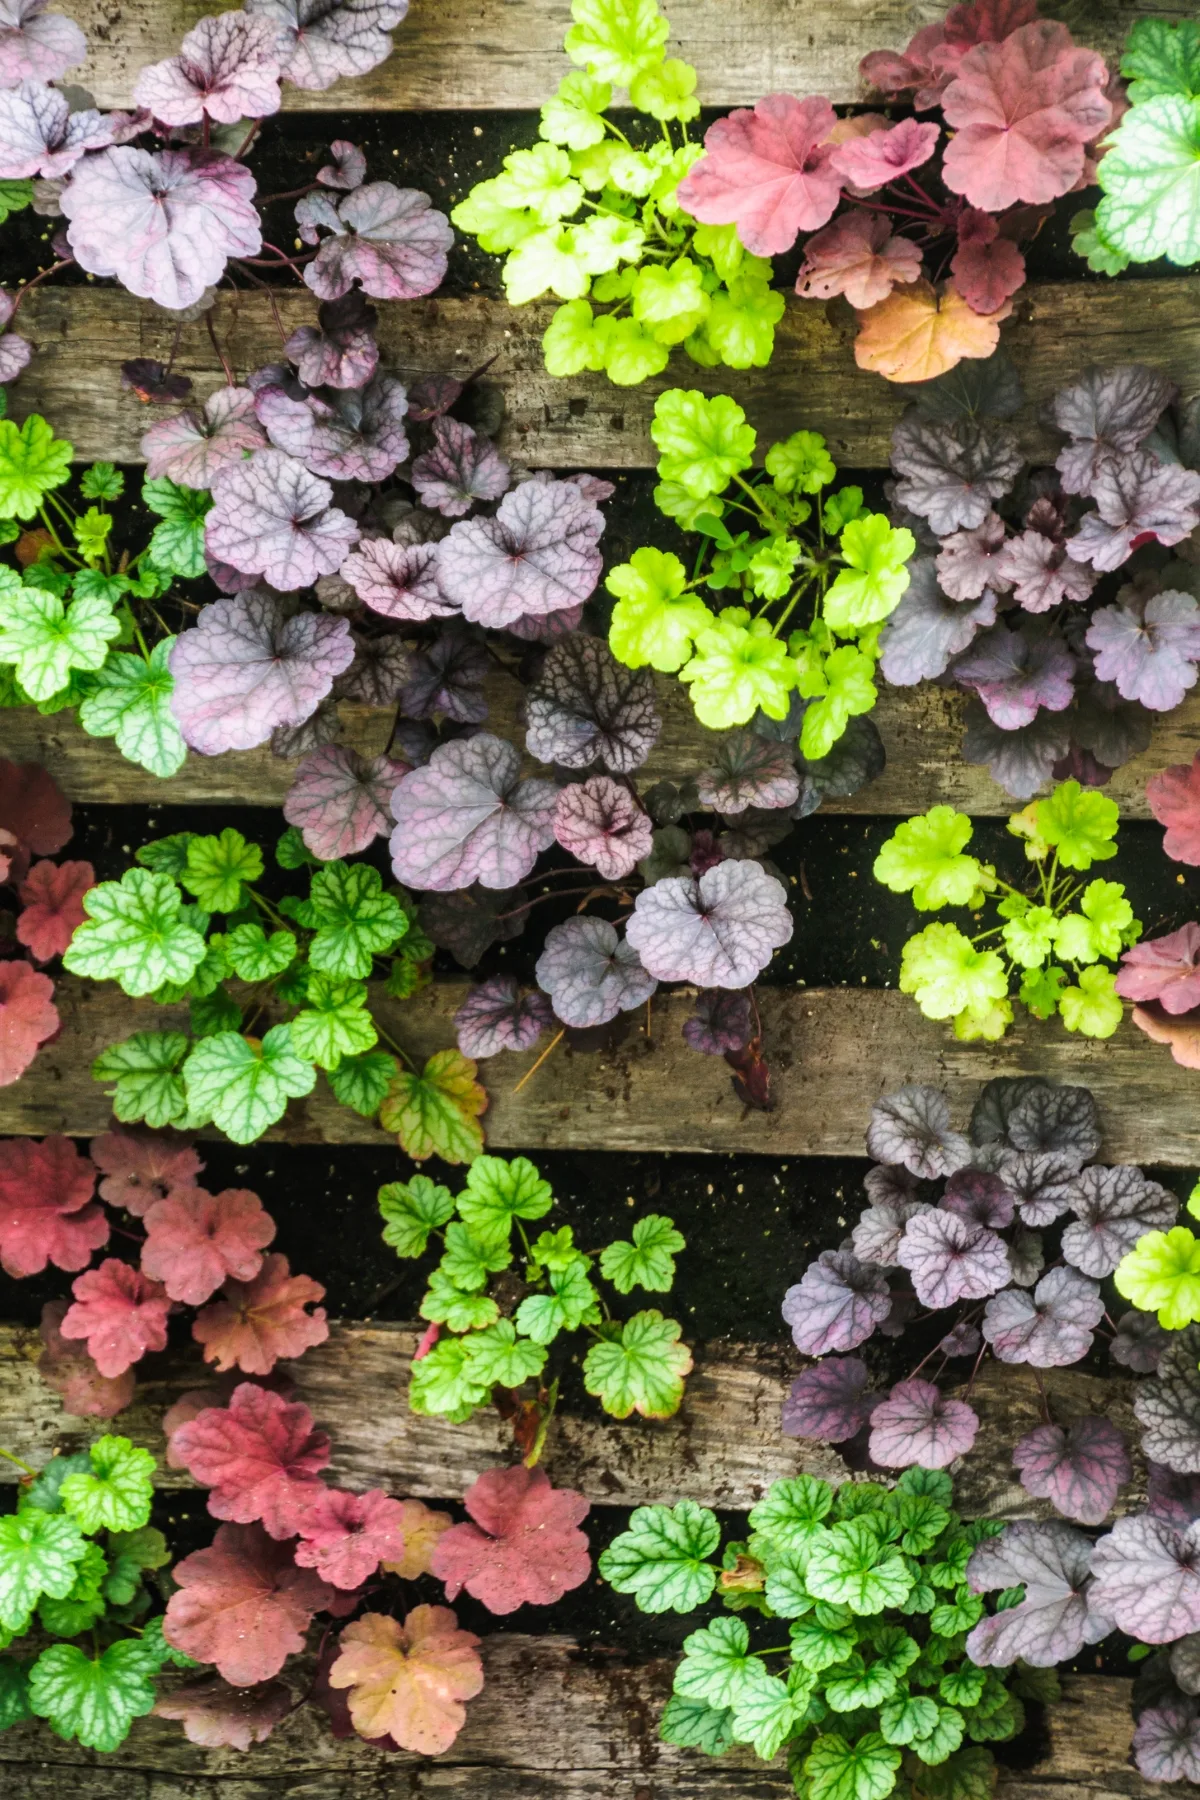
[1115,749,1200,1071]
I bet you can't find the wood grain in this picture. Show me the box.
[14,281,1200,469]
[65,0,1149,112]
[2,977,1197,1162]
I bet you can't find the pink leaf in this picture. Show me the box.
[0,1133,105,1277]
[436,477,605,631]
[895,1207,1011,1308]
[254,374,409,484]
[205,450,360,590]
[795,209,923,311]
[37,1297,135,1418]
[0,81,117,180]
[153,1674,293,1751]
[868,1377,979,1469]
[0,957,58,1085]
[170,1380,331,1538]
[294,1487,408,1588]
[318,139,367,190]
[981,1264,1104,1367]
[1148,751,1200,865]
[677,94,841,257]
[141,387,268,489]
[431,1465,591,1614]
[193,1253,329,1375]
[941,22,1113,211]
[454,975,553,1059]
[388,732,558,892]
[16,858,95,961]
[1013,1417,1130,1525]
[1117,928,1200,1015]
[339,536,453,622]
[141,1187,276,1307]
[285,291,379,390]
[411,416,511,518]
[244,0,409,93]
[993,528,1095,613]
[90,1131,205,1215]
[0,757,71,857]
[169,591,355,755]
[61,147,262,312]
[951,231,1026,316]
[134,13,283,126]
[61,1258,170,1377]
[1084,586,1200,708]
[303,182,452,302]
[829,118,940,192]
[553,776,654,881]
[164,1521,336,1685]
[328,1605,482,1754]
[284,745,410,861]
[0,0,86,87]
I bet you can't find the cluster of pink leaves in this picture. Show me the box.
[675,0,1119,379]
[878,358,1200,799]
[780,1077,1180,1529]
[0,759,94,1087]
[1117,751,1200,1069]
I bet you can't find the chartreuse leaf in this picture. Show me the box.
[181,1025,316,1144]
[78,639,187,779]
[563,0,670,87]
[64,869,207,998]
[583,1310,692,1418]
[825,516,915,632]
[408,1336,492,1423]
[308,862,409,978]
[874,809,989,911]
[1115,1225,1200,1328]
[766,430,836,495]
[652,389,756,500]
[600,1214,685,1293]
[0,573,121,702]
[92,1032,190,1129]
[59,1436,155,1534]
[28,1640,157,1752]
[1058,965,1124,1038]
[0,1510,87,1632]
[1033,781,1118,871]
[290,973,378,1071]
[681,607,798,728]
[181,829,263,912]
[798,646,877,761]
[457,1155,553,1241]
[379,1051,487,1165]
[607,547,714,673]
[379,1175,457,1257]
[515,1257,600,1342]
[0,415,72,517]
[598,1500,720,1613]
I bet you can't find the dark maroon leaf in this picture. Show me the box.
[398,624,488,723]
[454,975,553,1059]
[525,637,660,774]
[941,1166,1015,1229]
[961,701,1071,800]
[951,619,1075,730]
[890,413,1023,535]
[1111,1309,1170,1374]
[121,357,193,404]
[781,1355,880,1444]
[681,988,753,1055]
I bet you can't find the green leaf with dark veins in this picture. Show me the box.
[598,1500,720,1614]
[181,828,263,913]
[583,1309,692,1418]
[78,639,186,778]
[28,1640,158,1752]
[64,868,206,997]
[224,922,297,981]
[308,862,409,978]
[659,1693,735,1755]
[92,1031,191,1128]
[419,1270,500,1333]
[290,973,378,1071]
[181,1025,316,1144]
[378,1175,456,1257]
[515,1257,600,1343]
[0,1511,87,1631]
[142,477,212,578]
[328,1049,397,1118]
[439,1220,512,1291]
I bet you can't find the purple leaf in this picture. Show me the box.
[939,1321,982,1358]
[1069,454,1200,571]
[340,537,452,623]
[1085,587,1200,710]
[1111,1308,1170,1374]
[411,417,511,519]
[1061,1165,1178,1279]
[1053,365,1176,496]
[553,777,653,881]
[506,602,585,643]
[962,701,1071,800]
[62,147,261,312]
[951,620,1075,730]
[862,1163,922,1209]
[625,860,793,988]
[682,989,753,1055]
[993,529,1096,614]
[868,1377,979,1470]
[890,414,1023,535]
[534,916,655,1030]
[1117,924,1200,1015]
[454,975,553,1059]
[941,1167,1014,1230]
[283,746,408,861]
[781,1250,892,1357]
[407,373,463,422]
[782,1356,879,1444]
[399,625,488,724]
[878,556,997,686]
[438,479,605,632]
[388,731,557,892]
[981,1265,1104,1368]
[0,325,29,382]
[1007,1225,1045,1288]
[318,140,366,190]
[244,0,409,92]
[168,592,355,755]
[0,80,117,180]
[851,1198,932,1268]
[271,699,340,759]
[936,512,1013,601]
[896,1208,1011,1309]
[966,1521,1107,1666]
[865,1086,971,1181]
[1071,678,1152,774]
[255,374,410,484]
[0,0,84,85]
[1134,1329,1200,1475]
[976,1146,1080,1228]
[525,637,658,774]
[696,731,800,814]
[284,292,378,390]
[302,181,452,301]
[1013,1418,1130,1526]
[133,14,284,126]
[1133,1701,1200,1784]
[206,449,358,589]
[1089,1514,1200,1643]
[988,1079,1102,1159]
[334,633,411,706]
[420,884,524,970]
[1149,1462,1200,1528]
[141,386,268,489]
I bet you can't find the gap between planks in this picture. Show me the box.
[65,0,1145,111]
[1,978,1197,1163]
[12,281,1200,469]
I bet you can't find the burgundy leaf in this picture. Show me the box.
[1061,1164,1178,1278]
[896,1208,1011,1309]
[781,1355,879,1444]
[1111,1308,1170,1374]
[164,1522,334,1686]
[206,450,359,588]
[1149,1460,1200,1527]
[284,746,408,860]
[168,1380,331,1539]
[141,1186,276,1307]
[411,417,510,519]
[133,13,284,126]
[682,988,753,1056]
[781,1250,892,1357]
[1085,587,1200,710]
[626,860,793,988]
[553,776,653,881]
[122,358,194,405]
[966,1520,1107,1666]
[1053,364,1177,496]
[454,975,553,1059]
[431,1465,591,1614]
[865,1086,971,1180]
[524,636,659,774]
[1069,455,1200,572]
[1013,1417,1130,1525]
[303,181,452,301]
[90,1131,204,1215]
[388,732,557,891]
[795,209,922,310]
[941,1166,1015,1229]
[437,478,605,632]
[981,1264,1103,1367]
[1089,1514,1200,1643]
[534,916,655,1029]
[60,1258,170,1378]
[141,386,268,490]
[951,222,1026,316]
[293,1487,407,1588]
[334,634,412,707]
[256,375,410,484]
[868,1377,979,1469]
[38,1297,135,1419]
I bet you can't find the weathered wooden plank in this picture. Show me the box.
[14,282,1200,470]
[3,673,1198,820]
[0,1319,1141,1521]
[65,0,1145,112]
[1,977,1197,1163]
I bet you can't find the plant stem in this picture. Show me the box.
[0,1445,35,1476]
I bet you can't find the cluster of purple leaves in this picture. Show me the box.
[0,2,446,313]
[878,357,1200,798]
[1113,750,1200,1072]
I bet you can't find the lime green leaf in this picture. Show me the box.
[540,69,612,148]
[805,1520,914,1616]
[503,223,593,303]
[328,1049,396,1117]
[929,1586,984,1635]
[0,415,72,518]
[64,868,206,997]
[515,1257,600,1342]
[73,506,113,565]
[599,1213,685,1293]
[652,388,755,499]
[290,972,377,1071]
[92,1031,191,1128]
[763,1553,815,1619]
[799,646,877,760]
[0,1510,87,1632]
[1096,93,1200,266]
[223,922,297,981]
[28,1640,157,1752]
[766,429,836,495]
[1115,1225,1200,1328]
[438,1220,512,1291]
[607,546,713,673]
[528,1226,581,1273]
[0,576,120,701]
[1033,780,1118,870]
[632,258,710,345]
[1078,878,1136,959]
[308,862,409,979]
[900,922,1009,1022]
[461,1318,548,1387]
[681,607,797,728]
[596,314,670,384]
[1018,962,1067,1021]
[181,829,263,913]
[544,297,606,375]
[804,1730,902,1800]
[181,1025,316,1144]
[659,1693,735,1754]
[874,809,989,910]
[407,1336,492,1422]
[451,179,541,254]
[379,1049,487,1164]
[630,56,699,120]
[142,477,212,578]
[457,1155,553,1241]
[564,0,669,86]
[597,1499,720,1613]
[492,142,582,224]
[1001,902,1056,969]
[77,639,186,778]
[1058,965,1123,1038]
[748,534,803,601]
[80,463,123,502]
[59,1436,155,1534]
[825,515,915,631]
[583,1308,692,1418]
[419,1270,500,1332]
[378,1174,456,1258]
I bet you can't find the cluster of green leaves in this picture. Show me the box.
[0,1436,192,1752]
[68,824,488,1159]
[1073,18,1200,272]
[598,1469,1049,1797]
[1114,1180,1200,1333]
[380,1153,691,1436]
[875,781,1140,1043]
[0,402,208,778]
[605,391,914,750]
[452,0,784,385]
